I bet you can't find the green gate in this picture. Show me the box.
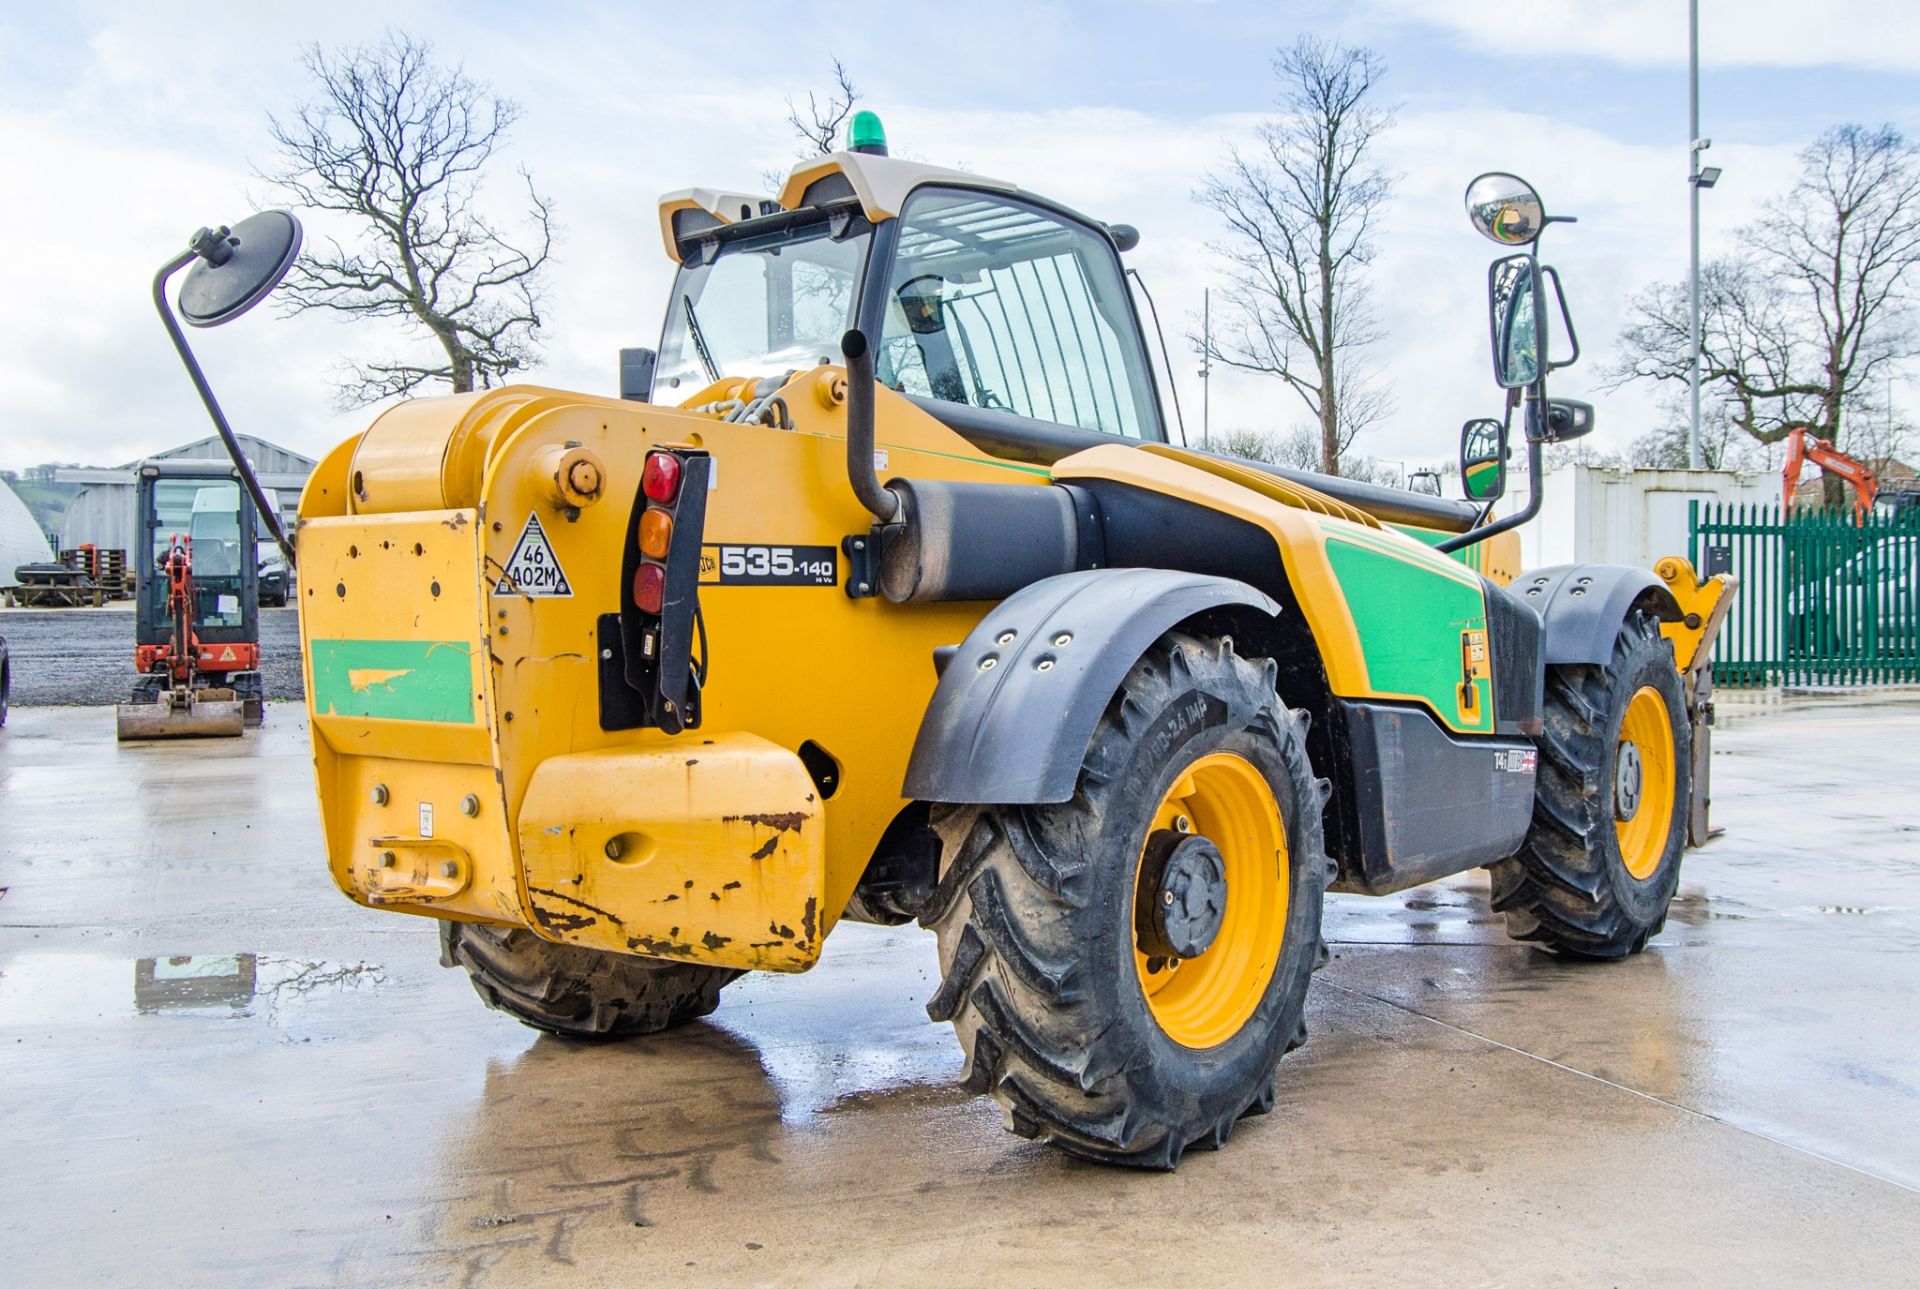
[1691,501,1920,686]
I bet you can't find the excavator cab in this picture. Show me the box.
[119,460,265,737]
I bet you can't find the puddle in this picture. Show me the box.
[0,951,387,1028]
[1324,872,1506,945]
[1663,887,1751,925]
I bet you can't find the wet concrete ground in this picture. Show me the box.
[2,695,1917,1287]
[0,605,304,706]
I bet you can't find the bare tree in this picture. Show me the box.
[787,59,861,157]
[763,59,862,190]
[1197,38,1396,476]
[1610,125,1920,496]
[260,33,556,405]
[1215,424,1401,486]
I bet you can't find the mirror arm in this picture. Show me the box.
[1542,264,1581,370]
[1437,397,1544,554]
[152,248,297,569]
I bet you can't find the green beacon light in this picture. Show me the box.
[848,110,889,156]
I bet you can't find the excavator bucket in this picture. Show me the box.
[115,692,246,741]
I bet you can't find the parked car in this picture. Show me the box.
[258,552,290,607]
[1788,542,1918,657]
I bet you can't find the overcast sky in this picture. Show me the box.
[3,0,1918,477]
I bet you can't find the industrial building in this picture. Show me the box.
[55,435,313,555]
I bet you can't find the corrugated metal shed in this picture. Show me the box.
[56,435,313,554]
[1,476,57,586]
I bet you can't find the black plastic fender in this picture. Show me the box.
[1511,563,1681,665]
[902,568,1280,805]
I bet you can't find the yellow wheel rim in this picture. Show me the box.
[1132,752,1290,1050]
[1614,685,1677,881]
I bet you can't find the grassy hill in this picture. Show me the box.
[4,478,81,545]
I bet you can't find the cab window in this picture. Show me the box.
[877,189,1158,439]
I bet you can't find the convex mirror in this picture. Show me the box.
[1465,172,1545,247]
[177,210,303,328]
[1460,418,1508,502]
[1488,254,1546,388]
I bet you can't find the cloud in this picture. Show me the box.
[1365,0,1920,73]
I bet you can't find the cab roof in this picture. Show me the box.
[656,151,1017,264]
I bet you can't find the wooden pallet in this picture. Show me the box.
[57,547,130,599]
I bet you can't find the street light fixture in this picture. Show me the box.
[1695,165,1722,188]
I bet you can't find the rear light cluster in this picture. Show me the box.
[633,451,685,614]
[607,444,711,735]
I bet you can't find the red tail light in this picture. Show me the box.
[642,452,683,503]
[633,562,666,615]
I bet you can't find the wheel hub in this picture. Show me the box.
[1614,739,1643,821]
[1138,831,1228,960]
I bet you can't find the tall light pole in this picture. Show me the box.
[1687,1,1721,470]
[1199,287,1213,450]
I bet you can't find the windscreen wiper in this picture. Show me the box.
[683,294,720,384]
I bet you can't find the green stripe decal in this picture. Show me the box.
[310,639,478,724]
[1325,538,1493,733]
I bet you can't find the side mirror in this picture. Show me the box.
[619,347,656,401]
[1488,254,1546,389]
[155,210,303,572]
[1541,398,1596,443]
[1460,417,1508,502]
[176,211,303,328]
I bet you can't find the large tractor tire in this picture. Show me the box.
[441,922,740,1040]
[922,632,1328,1169]
[1493,609,1691,958]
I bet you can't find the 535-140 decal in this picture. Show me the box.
[699,544,838,587]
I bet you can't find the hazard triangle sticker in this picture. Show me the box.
[496,513,573,597]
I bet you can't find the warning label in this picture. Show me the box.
[496,513,573,597]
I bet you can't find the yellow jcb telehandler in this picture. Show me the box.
[164,116,1733,1167]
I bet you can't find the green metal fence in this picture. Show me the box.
[1691,501,1920,686]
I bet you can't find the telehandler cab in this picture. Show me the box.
[172,120,1734,1168]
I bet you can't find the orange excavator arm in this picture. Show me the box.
[1781,425,1877,517]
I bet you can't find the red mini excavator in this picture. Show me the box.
[1782,425,1878,518]
[115,531,251,741]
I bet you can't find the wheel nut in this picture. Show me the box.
[371,784,389,805]
[379,850,396,868]
[440,861,459,879]
[460,794,480,817]
[605,836,625,860]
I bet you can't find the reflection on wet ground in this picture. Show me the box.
[2,950,386,1022]
[3,703,1920,1287]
